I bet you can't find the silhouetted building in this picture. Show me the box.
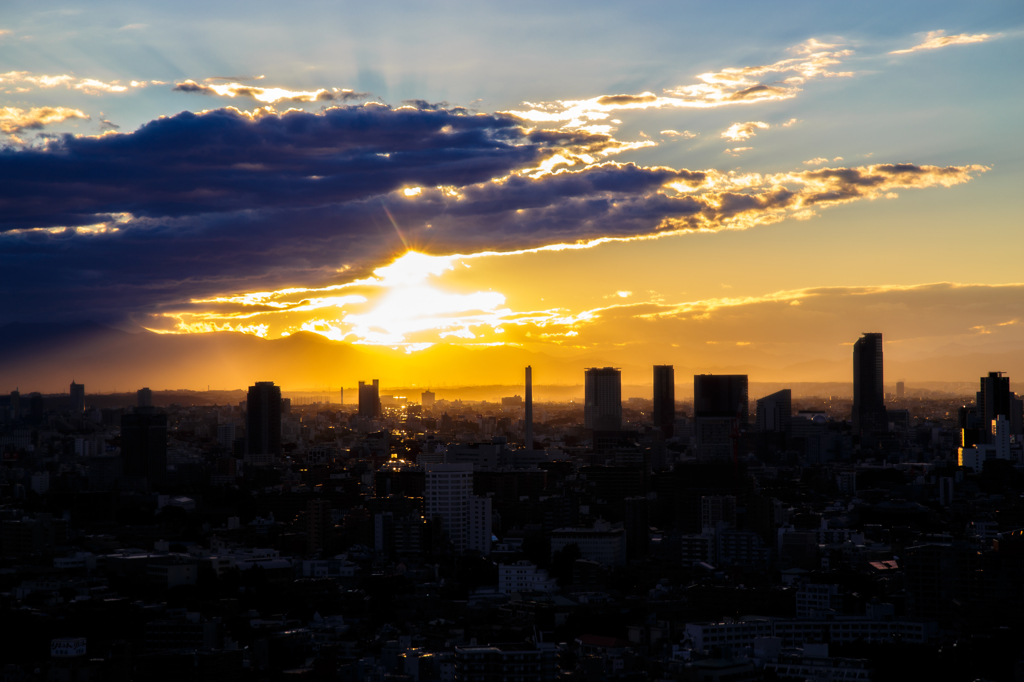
[694,374,748,421]
[69,380,85,413]
[525,365,534,449]
[694,374,747,462]
[359,379,381,418]
[896,381,905,399]
[339,386,344,405]
[121,406,167,487]
[421,389,435,408]
[423,462,475,552]
[852,333,885,436]
[978,372,1012,444]
[653,365,675,438]
[246,381,282,465]
[9,389,19,421]
[137,387,153,407]
[306,499,332,554]
[756,389,792,433]
[585,367,622,431]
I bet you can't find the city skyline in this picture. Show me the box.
[1,2,1021,390]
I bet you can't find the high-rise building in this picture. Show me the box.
[694,374,748,462]
[977,372,1011,444]
[9,390,19,421]
[653,365,675,438]
[338,387,344,405]
[246,381,282,465]
[69,381,85,413]
[121,406,168,487]
[306,499,332,554]
[425,463,472,553]
[359,380,381,418]
[896,381,905,399]
[421,390,436,408]
[694,374,748,421]
[525,366,534,449]
[756,389,792,433]
[137,387,153,408]
[584,367,622,431]
[852,333,885,436]
[468,495,492,555]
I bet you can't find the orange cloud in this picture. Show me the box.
[721,121,769,141]
[0,105,88,135]
[890,30,995,55]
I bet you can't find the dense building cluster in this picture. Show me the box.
[2,337,1024,680]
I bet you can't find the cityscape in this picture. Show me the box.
[1,1,1022,681]
[3,336,1024,680]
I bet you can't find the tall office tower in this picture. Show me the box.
[525,366,534,449]
[246,381,282,465]
[216,422,236,450]
[425,463,472,553]
[137,387,153,408]
[652,365,676,438]
[584,367,622,431]
[10,390,20,420]
[468,495,492,555]
[339,387,344,405]
[694,374,748,461]
[852,333,885,436]
[756,389,792,433]
[306,499,332,554]
[421,390,436,408]
[977,372,1011,444]
[359,380,381,418]
[896,381,905,399]
[69,381,85,412]
[121,406,168,487]
[694,374,749,422]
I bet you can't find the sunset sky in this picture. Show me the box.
[2,1,1022,389]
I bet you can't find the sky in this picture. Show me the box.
[2,1,1022,388]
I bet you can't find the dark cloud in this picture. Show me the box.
[596,94,657,106]
[173,80,371,103]
[0,102,983,328]
[0,104,601,230]
[401,99,466,113]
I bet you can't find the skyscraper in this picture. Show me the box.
[584,367,622,431]
[977,372,1012,444]
[852,333,885,436]
[653,365,675,438]
[694,374,748,462]
[525,366,534,449]
[421,390,436,408]
[69,381,85,413]
[246,381,282,465]
[756,389,792,433]
[425,463,472,553]
[339,387,344,405]
[121,406,167,487]
[137,387,153,408]
[694,374,749,421]
[359,380,381,418]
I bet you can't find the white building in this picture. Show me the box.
[498,560,558,594]
[425,463,472,553]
